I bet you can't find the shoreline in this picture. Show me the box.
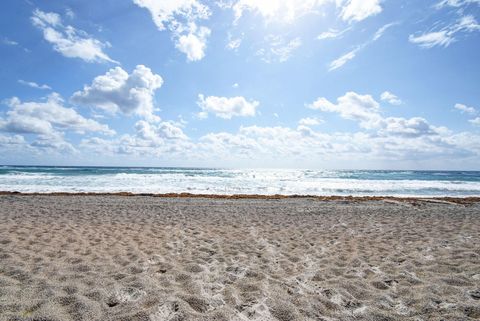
[1,190,480,204]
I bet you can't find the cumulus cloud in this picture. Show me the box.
[197,94,259,119]
[175,26,211,62]
[135,120,188,142]
[65,8,75,19]
[175,24,211,61]
[31,133,77,154]
[409,15,480,48]
[0,135,34,157]
[133,0,211,61]
[454,103,477,114]
[11,90,475,168]
[0,93,114,136]
[0,134,26,147]
[133,0,210,30]
[76,92,480,167]
[194,92,472,165]
[309,91,442,138]
[71,65,163,121]
[380,91,402,105]
[309,92,381,128]
[80,121,479,167]
[298,117,324,126]
[197,125,331,161]
[31,9,117,63]
[469,117,480,125]
[380,117,438,138]
[18,80,51,90]
[196,123,462,166]
[339,0,382,23]
[81,119,190,157]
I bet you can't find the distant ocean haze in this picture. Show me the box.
[1,166,480,197]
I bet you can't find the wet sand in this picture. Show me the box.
[0,195,479,321]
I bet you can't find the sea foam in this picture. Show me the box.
[1,167,480,196]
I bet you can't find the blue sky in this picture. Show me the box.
[1,0,479,169]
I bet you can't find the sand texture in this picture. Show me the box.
[0,195,479,321]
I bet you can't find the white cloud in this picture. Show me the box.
[136,120,188,142]
[31,133,77,154]
[31,9,117,63]
[226,34,242,50]
[133,0,211,61]
[230,0,381,25]
[409,30,452,48]
[197,94,259,119]
[133,0,210,30]
[175,24,211,61]
[81,119,191,157]
[298,117,324,126]
[3,38,19,46]
[199,127,315,160]
[469,117,480,125]
[16,89,475,168]
[328,49,358,71]
[71,65,163,121]
[454,103,477,114]
[257,35,302,63]
[317,27,351,40]
[0,134,26,147]
[339,0,382,22]
[436,0,480,8]
[227,38,242,50]
[18,80,51,90]
[232,0,332,24]
[195,123,460,166]
[380,91,402,105]
[65,8,75,19]
[409,15,480,48]
[309,92,381,128]
[328,22,395,71]
[380,117,438,138]
[223,1,382,65]
[373,22,397,41]
[309,91,442,138]
[75,94,480,167]
[0,93,114,137]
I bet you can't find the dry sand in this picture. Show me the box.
[0,195,479,321]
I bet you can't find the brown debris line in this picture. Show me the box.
[0,191,479,204]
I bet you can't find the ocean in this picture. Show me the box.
[1,166,480,197]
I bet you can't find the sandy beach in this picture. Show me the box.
[0,195,479,321]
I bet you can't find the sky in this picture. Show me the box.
[0,0,479,169]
